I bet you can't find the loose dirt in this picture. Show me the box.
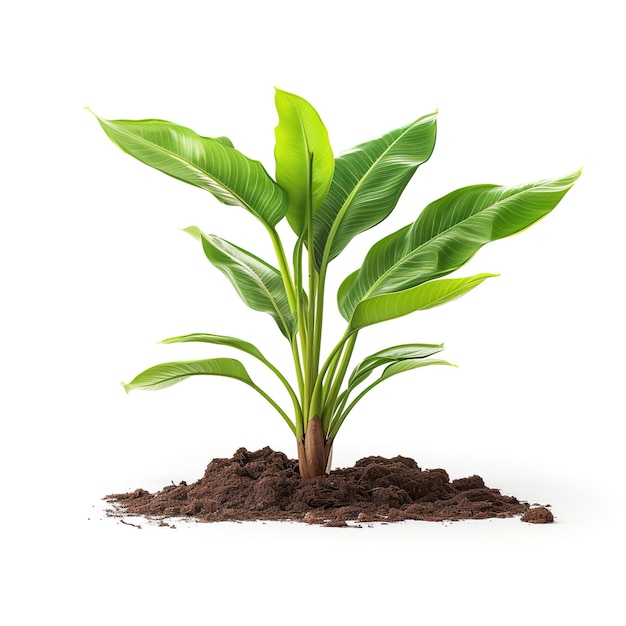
[106,447,550,526]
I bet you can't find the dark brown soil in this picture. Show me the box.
[105,447,547,527]
[521,506,554,524]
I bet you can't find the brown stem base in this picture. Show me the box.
[297,415,333,479]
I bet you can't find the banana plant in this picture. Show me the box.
[91,90,580,479]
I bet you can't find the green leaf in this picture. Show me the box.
[274,88,334,234]
[329,358,455,439]
[161,332,267,360]
[123,356,296,434]
[348,343,445,387]
[213,136,234,148]
[122,357,252,392]
[350,273,497,330]
[91,113,287,228]
[183,227,294,338]
[160,332,303,423]
[339,170,581,320]
[312,112,437,268]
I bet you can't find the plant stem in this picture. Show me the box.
[321,332,358,431]
[293,236,308,357]
[304,152,318,425]
[249,382,296,436]
[310,327,353,421]
[321,347,342,407]
[267,226,297,314]
[267,224,305,436]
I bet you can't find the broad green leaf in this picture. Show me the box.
[348,343,445,387]
[214,136,234,148]
[329,358,455,438]
[160,332,302,420]
[339,170,581,320]
[92,113,287,227]
[123,356,296,434]
[183,227,294,338]
[274,89,334,234]
[122,357,252,392]
[350,273,496,330]
[312,112,437,268]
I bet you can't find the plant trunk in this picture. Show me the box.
[297,415,333,479]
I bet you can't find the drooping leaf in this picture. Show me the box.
[161,332,267,361]
[161,333,302,419]
[92,113,287,227]
[183,227,294,338]
[122,357,252,392]
[339,170,581,320]
[274,89,334,234]
[329,358,455,438]
[312,112,437,268]
[348,343,445,387]
[122,356,296,434]
[349,273,497,331]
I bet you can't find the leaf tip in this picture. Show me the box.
[121,381,132,394]
[180,225,201,241]
[85,106,99,121]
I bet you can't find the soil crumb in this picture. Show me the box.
[521,506,554,524]
[106,447,532,526]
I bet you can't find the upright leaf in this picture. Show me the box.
[339,170,581,320]
[312,112,437,268]
[183,227,294,338]
[92,113,287,228]
[274,89,334,234]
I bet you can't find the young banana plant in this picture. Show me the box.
[91,90,580,479]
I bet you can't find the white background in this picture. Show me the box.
[1,1,624,624]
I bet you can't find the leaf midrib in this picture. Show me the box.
[102,119,257,216]
[320,115,434,267]
[133,361,251,388]
[213,237,292,336]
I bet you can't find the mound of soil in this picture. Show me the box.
[105,447,548,526]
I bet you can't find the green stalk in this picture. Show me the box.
[309,257,327,418]
[267,225,297,313]
[293,236,308,355]
[267,224,305,434]
[327,376,377,440]
[249,381,296,436]
[242,342,303,427]
[310,327,353,421]
[321,347,342,407]
[309,178,343,421]
[303,152,318,426]
[321,332,358,431]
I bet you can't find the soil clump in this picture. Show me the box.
[106,447,543,526]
